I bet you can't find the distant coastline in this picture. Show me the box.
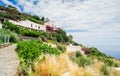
[87,45,120,59]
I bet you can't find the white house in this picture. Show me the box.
[66,44,82,52]
[38,25,46,32]
[8,20,46,31]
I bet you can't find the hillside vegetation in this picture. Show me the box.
[15,40,120,76]
[0,5,48,24]
[0,5,120,76]
[1,20,73,44]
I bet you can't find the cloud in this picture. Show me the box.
[1,0,120,45]
[66,29,89,33]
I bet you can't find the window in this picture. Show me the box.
[31,24,33,27]
[38,26,40,29]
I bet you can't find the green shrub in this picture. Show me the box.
[53,29,70,43]
[16,40,61,75]
[0,29,19,43]
[0,39,2,44]
[75,51,83,57]
[72,56,92,67]
[88,47,109,59]
[104,59,114,66]
[3,21,20,34]
[56,44,65,53]
[114,63,119,67]
[0,36,4,43]
[21,29,51,38]
[9,33,20,43]
[101,64,110,76]
[16,40,42,64]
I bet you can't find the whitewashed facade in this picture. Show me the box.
[9,20,46,31]
[66,44,82,52]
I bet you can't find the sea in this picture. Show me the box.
[87,45,120,59]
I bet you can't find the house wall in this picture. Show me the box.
[44,22,53,27]
[44,22,60,31]
[53,27,60,31]
[39,25,46,32]
[66,45,82,52]
[46,25,54,32]
[18,20,39,30]
[9,20,46,31]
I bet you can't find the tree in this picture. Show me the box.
[68,35,73,43]
[41,17,45,21]
[45,18,50,22]
[8,5,14,8]
[32,15,40,20]
[3,21,20,34]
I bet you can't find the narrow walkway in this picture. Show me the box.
[0,44,20,76]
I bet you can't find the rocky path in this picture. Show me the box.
[0,44,20,76]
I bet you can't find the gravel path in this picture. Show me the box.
[0,44,20,76]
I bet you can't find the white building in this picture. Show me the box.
[9,20,46,31]
[66,44,82,52]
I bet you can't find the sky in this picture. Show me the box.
[0,0,120,46]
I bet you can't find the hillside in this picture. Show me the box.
[0,5,49,24]
[0,5,120,76]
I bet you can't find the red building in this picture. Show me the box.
[44,22,60,32]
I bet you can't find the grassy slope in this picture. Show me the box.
[34,53,120,76]
[1,5,120,76]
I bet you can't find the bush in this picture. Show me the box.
[0,39,2,44]
[75,51,83,57]
[3,21,20,34]
[0,35,4,43]
[16,40,61,75]
[0,29,19,43]
[82,47,90,54]
[53,29,70,43]
[56,44,65,53]
[101,64,110,76]
[104,59,114,66]
[21,29,51,38]
[72,56,92,67]
[21,29,41,37]
[88,47,107,58]
[114,63,119,67]
[9,33,20,43]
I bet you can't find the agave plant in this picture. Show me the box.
[0,28,19,44]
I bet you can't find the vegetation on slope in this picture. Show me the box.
[2,21,73,44]
[33,53,120,76]
[0,5,48,24]
[0,5,120,76]
[71,51,93,67]
[34,54,85,76]
[16,40,62,75]
[0,28,19,44]
[2,21,20,34]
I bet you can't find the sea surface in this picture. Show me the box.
[87,45,120,59]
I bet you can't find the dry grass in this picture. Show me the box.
[34,54,84,76]
[33,53,119,76]
[83,59,103,76]
[115,70,120,76]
